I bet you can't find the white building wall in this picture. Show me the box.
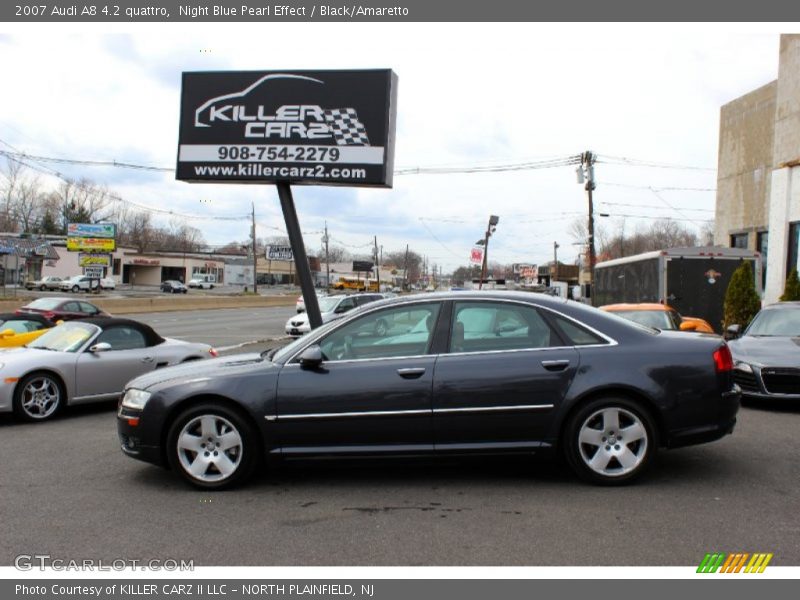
[765,166,800,303]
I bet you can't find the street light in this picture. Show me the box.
[478,215,499,290]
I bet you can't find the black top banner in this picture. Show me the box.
[176,69,398,187]
[3,0,799,21]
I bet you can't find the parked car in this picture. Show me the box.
[161,280,188,294]
[600,303,715,333]
[118,291,739,490]
[188,274,215,289]
[296,291,327,313]
[60,275,95,293]
[0,318,218,422]
[16,297,110,323]
[0,313,56,348]
[285,293,385,336]
[728,302,800,402]
[100,277,116,290]
[25,276,63,291]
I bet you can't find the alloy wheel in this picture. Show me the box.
[577,407,649,478]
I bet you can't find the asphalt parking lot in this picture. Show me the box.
[1,399,799,566]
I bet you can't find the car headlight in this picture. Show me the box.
[734,361,753,373]
[121,388,152,410]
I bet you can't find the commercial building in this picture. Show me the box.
[715,34,800,303]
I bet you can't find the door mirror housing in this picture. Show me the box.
[0,328,15,338]
[679,321,698,332]
[89,342,112,353]
[724,324,741,340]
[298,345,324,369]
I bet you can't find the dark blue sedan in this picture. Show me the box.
[118,291,740,489]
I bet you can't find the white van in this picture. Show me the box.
[188,274,216,289]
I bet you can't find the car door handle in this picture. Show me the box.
[141,356,154,363]
[541,359,570,372]
[397,367,426,379]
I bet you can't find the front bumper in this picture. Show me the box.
[734,365,800,401]
[117,405,164,466]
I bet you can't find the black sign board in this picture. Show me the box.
[353,260,374,272]
[266,245,293,261]
[176,69,398,187]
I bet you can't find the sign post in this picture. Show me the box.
[177,69,398,330]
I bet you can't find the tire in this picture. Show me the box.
[13,372,65,422]
[563,396,657,485]
[166,402,260,490]
[72,285,79,293]
[40,285,47,291]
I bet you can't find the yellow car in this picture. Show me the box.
[0,313,57,347]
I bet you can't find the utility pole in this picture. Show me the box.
[374,235,380,291]
[478,215,500,290]
[251,201,258,294]
[403,244,409,290]
[553,241,559,284]
[578,150,597,287]
[323,221,330,290]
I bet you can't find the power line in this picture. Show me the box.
[598,154,716,172]
[599,201,714,213]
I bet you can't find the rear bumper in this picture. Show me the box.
[666,387,740,448]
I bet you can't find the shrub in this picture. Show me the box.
[723,261,761,330]
[780,269,800,302]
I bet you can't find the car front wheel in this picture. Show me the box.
[564,397,656,485]
[166,403,260,490]
[13,372,64,422]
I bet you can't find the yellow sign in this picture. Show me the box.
[67,238,116,252]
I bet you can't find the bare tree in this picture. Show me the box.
[0,158,25,232]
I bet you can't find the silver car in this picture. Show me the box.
[0,318,218,422]
[285,293,385,336]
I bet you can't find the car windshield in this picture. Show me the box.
[613,310,675,330]
[23,298,63,310]
[318,296,343,312]
[28,322,97,352]
[746,308,800,337]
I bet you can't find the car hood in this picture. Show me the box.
[0,346,72,369]
[728,335,800,367]
[127,352,271,391]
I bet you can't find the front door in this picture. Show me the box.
[274,302,443,454]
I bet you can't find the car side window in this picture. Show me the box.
[3,319,45,333]
[549,313,607,346]
[318,303,441,361]
[449,302,559,353]
[63,302,81,312]
[79,302,98,314]
[95,326,147,351]
[335,297,355,313]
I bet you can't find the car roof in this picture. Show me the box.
[74,317,165,345]
[0,312,52,325]
[763,301,800,310]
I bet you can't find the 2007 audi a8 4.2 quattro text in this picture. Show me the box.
[117,291,740,489]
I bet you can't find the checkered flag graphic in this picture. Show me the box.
[323,108,371,146]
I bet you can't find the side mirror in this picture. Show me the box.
[0,328,16,338]
[298,345,324,369]
[679,321,698,332]
[724,324,741,340]
[334,305,349,314]
[89,342,112,353]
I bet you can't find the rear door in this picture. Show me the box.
[432,300,579,451]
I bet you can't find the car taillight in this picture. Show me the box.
[44,312,56,321]
[713,344,733,373]
[209,348,219,358]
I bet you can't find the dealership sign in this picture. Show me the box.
[68,223,116,238]
[176,70,398,187]
[267,245,293,261]
[67,238,116,252]
[470,247,484,265]
[79,253,112,268]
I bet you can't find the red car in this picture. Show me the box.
[16,297,111,323]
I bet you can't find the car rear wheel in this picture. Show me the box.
[13,372,64,422]
[71,285,79,293]
[40,284,47,291]
[564,397,656,485]
[166,403,260,490]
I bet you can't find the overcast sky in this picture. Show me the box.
[0,24,789,270]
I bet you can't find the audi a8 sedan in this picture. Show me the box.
[118,291,740,489]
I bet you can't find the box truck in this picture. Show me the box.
[593,247,762,333]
